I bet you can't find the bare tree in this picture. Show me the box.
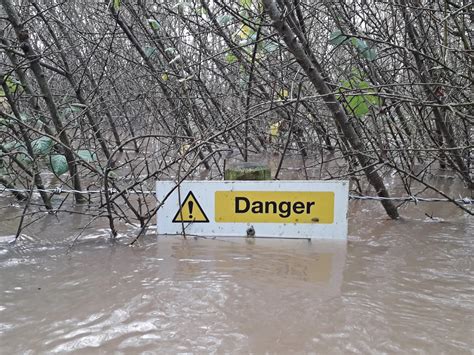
[1,0,472,239]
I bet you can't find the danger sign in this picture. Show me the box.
[156,180,348,239]
[215,191,334,223]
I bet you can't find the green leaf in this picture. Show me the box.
[148,18,160,30]
[262,41,278,53]
[20,113,31,122]
[345,95,370,117]
[218,15,232,25]
[269,121,282,138]
[0,75,22,96]
[239,73,249,88]
[113,0,121,11]
[225,52,238,64]
[144,46,157,58]
[0,143,30,166]
[330,32,377,61]
[77,149,97,162]
[16,148,32,166]
[351,38,377,61]
[277,89,289,99]
[240,0,252,9]
[2,141,22,152]
[49,155,68,175]
[329,30,349,46]
[63,104,85,116]
[237,25,254,39]
[108,171,119,180]
[338,74,381,117]
[351,38,366,50]
[249,33,257,43]
[32,136,53,156]
[363,48,377,61]
[195,7,207,15]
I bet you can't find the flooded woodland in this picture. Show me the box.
[0,0,473,353]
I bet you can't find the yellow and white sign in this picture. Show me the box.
[215,191,334,224]
[156,181,348,239]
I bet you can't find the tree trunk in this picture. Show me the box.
[1,0,85,203]
[262,0,399,219]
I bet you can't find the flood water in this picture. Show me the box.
[0,181,473,353]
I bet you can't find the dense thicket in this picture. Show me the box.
[0,0,472,237]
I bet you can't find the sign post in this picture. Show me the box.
[156,180,348,240]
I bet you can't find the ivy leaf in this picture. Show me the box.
[108,170,119,180]
[363,48,377,61]
[240,0,252,9]
[269,121,282,138]
[13,146,32,166]
[144,46,157,58]
[262,41,278,53]
[148,18,160,30]
[239,72,249,88]
[352,38,367,51]
[330,31,377,61]
[17,152,32,166]
[338,74,381,117]
[113,0,121,11]
[344,95,369,117]
[218,15,232,25]
[0,76,22,97]
[32,136,53,156]
[276,89,289,99]
[63,103,85,116]
[238,25,254,39]
[225,52,238,64]
[49,155,68,175]
[77,149,97,162]
[329,30,349,46]
[2,141,22,152]
[195,7,207,15]
[248,33,257,43]
[351,38,377,61]
[20,113,31,122]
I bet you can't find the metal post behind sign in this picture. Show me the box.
[156,180,349,240]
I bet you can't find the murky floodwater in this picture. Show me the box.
[0,181,473,353]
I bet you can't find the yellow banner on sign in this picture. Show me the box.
[215,191,334,224]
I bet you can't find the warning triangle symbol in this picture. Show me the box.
[172,191,209,223]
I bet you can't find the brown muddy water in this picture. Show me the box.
[0,180,473,353]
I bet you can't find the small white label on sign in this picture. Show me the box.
[156,180,349,239]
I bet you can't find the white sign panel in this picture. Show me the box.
[156,180,348,239]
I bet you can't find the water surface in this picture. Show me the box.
[0,192,473,353]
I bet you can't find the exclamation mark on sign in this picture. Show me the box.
[172,191,209,223]
[188,201,194,219]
